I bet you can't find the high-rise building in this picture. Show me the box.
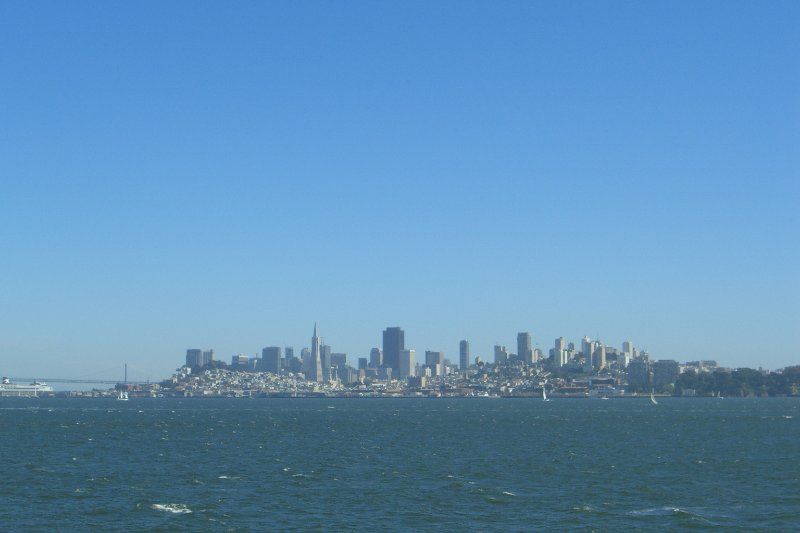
[593,344,606,370]
[202,350,214,366]
[309,324,323,382]
[231,354,249,369]
[262,346,281,373]
[321,344,332,383]
[622,341,634,355]
[358,357,368,370]
[555,337,566,351]
[459,340,470,370]
[494,345,508,365]
[383,327,405,375]
[331,353,346,369]
[517,333,533,365]
[369,348,382,368]
[285,347,294,360]
[186,349,203,368]
[425,351,445,376]
[581,336,592,363]
[398,349,415,379]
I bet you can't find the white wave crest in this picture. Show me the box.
[152,503,192,514]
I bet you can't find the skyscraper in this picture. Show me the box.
[262,346,281,373]
[382,327,405,375]
[186,349,203,368]
[459,340,470,370]
[517,332,533,365]
[309,323,323,382]
[369,348,382,368]
[399,349,415,379]
[425,351,445,376]
[494,345,509,365]
[321,344,332,383]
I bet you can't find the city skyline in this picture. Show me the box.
[1,2,797,381]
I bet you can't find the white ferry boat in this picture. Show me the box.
[0,377,54,397]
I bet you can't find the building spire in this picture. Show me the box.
[314,322,317,337]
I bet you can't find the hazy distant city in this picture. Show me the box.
[6,323,789,399]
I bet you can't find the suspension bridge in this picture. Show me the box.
[8,364,154,386]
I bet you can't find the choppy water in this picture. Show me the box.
[1,397,798,531]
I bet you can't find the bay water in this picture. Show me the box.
[1,397,798,531]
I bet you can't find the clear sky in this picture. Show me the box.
[1,1,798,382]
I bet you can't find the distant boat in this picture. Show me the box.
[117,390,129,401]
[650,390,658,405]
[542,385,550,402]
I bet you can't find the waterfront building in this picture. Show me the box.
[398,349,415,379]
[653,360,680,389]
[369,348,382,368]
[262,346,281,373]
[517,332,533,365]
[383,327,405,376]
[627,359,649,390]
[494,345,508,365]
[309,324,323,382]
[459,340,470,370]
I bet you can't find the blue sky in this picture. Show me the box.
[1,1,798,381]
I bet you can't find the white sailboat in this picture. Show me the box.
[650,389,658,405]
[117,390,129,401]
[542,385,550,402]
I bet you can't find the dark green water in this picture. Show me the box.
[1,397,798,531]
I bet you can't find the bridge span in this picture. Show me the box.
[8,378,150,385]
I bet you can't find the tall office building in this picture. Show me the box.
[202,350,214,366]
[425,351,445,376]
[185,349,202,368]
[262,346,281,373]
[553,338,568,367]
[369,348,382,368]
[331,353,346,369]
[517,332,533,364]
[321,344,332,383]
[494,345,509,365]
[383,327,405,375]
[582,336,596,365]
[622,341,634,354]
[309,324,323,382]
[459,340,470,370]
[593,344,606,370]
[398,349,415,379]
